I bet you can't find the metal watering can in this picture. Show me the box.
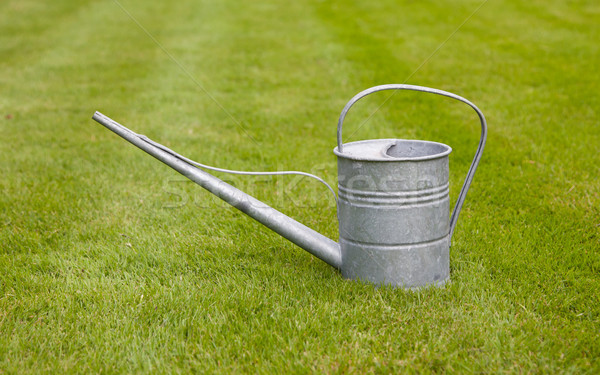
[92,84,487,289]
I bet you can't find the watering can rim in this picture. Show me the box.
[333,138,452,162]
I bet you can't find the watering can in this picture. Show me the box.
[92,84,487,289]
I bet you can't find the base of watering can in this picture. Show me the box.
[339,236,450,289]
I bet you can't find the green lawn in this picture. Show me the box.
[1,0,599,372]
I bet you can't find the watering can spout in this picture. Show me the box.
[92,112,342,269]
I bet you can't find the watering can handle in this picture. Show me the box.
[337,84,487,242]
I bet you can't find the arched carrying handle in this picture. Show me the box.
[337,84,487,242]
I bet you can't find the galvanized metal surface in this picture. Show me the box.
[334,84,487,288]
[335,139,452,287]
[92,84,486,289]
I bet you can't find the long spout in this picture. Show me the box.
[92,112,342,269]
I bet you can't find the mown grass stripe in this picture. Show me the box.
[0,0,598,373]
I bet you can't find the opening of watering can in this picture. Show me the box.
[385,140,452,159]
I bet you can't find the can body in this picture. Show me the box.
[334,139,452,288]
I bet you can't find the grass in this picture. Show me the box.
[1,0,599,372]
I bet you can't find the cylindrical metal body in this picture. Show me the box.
[335,139,452,288]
